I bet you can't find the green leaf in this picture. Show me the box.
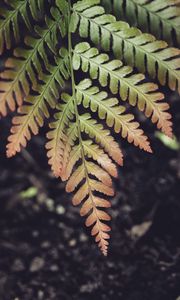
[73,43,172,137]
[20,187,38,199]
[72,0,180,94]
[107,0,180,46]
[155,131,180,151]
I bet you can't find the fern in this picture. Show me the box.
[102,0,180,47]
[47,91,117,255]
[0,0,179,255]
[0,0,45,54]
[46,93,75,177]
[76,79,152,152]
[73,43,172,137]
[71,0,180,94]
[0,7,66,116]
[7,47,70,157]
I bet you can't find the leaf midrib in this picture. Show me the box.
[76,85,134,136]
[1,17,59,105]
[73,8,178,80]
[74,49,160,113]
[12,53,68,146]
[130,0,180,31]
[0,1,28,31]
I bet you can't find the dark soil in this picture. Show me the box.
[0,95,180,300]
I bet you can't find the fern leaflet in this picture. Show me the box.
[0,8,66,116]
[71,0,180,94]
[73,43,172,137]
[7,48,70,157]
[47,91,117,255]
[46,93,75,178]
[104,0,180,46]
[0,0,45,53]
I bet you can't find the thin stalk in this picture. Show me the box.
[67,0,93,194]
[67,0,104,246]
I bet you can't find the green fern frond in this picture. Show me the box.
[6,47,70,157]
[71,0,180,94]
[56,0,69,15]
[73,43,172,137]
[0,8,66,117]
[76,79,152,152]
[0,0,45,53]
[105,0,180,46]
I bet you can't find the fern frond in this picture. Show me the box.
[66,137,115,256]
[60,122,78,180]
[83,140,118,177]
[47,90,122,254]
[56,0,69,15]
[66,160,113,191]
[0,0,45,53]
[75,192,112,256]
[62,137,118,182]
[79,114,123,165]
[6,48,70,157]
[46,83,152,253]
[109,0,180,46]
[46,93,75,178]
[74,191,112,256]
[74,44,172,137]
[76,79,152,152]
[0,9,66,117]
[71,0,180,94]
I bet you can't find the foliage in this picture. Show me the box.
[155,131,180,151]
[0,0,179,255]
[102,0,180,47]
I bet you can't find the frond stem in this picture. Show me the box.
[67,0,92,193]
[68,0,103,242]
[73,8,178,79]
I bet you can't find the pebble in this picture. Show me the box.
[50,264,59,272]
[12,259,25,272]
[30,257,45,272]
[41,241,51,249]
[46,198,55,211]
[69,239,77,247]
[80,282,98,293]
[32,230,39,238]
[38,290,44,300]
[56,205,65,215]
[79,233,88,242]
